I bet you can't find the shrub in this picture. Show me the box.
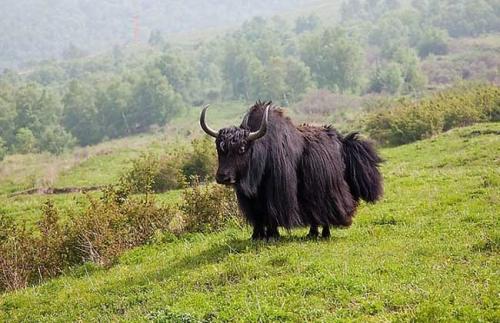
[121,152,184,193]
[181,137,217,182]
[0,201,74,291]
[121,137,217,194]
[364,83,500,146]
[72,186,174,266]
[0,217,37,291]
[0,187,175,291]
[180,177,242,233]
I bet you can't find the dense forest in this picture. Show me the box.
[0,0,499,159]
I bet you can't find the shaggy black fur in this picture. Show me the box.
[211,101,383,240]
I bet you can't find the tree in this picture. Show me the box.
[0,94,16,148]
[148,30,166,47]
[14,84,62,139]
[0,137,6,161]
[129,70,184,131]
[369,63,403,94]
[369,15,409,59]
[295,15,320,34]
[417,27,449,58]
[62,43,88,60]
[95,79,133,139]
[154,53,198,103]
[393,48,427,94]
[222,42,263,100]
[14,128,37,154]
[38,125,76,155]
[301,28,364,93]
[284,57,313,103]
[63,81,103,146]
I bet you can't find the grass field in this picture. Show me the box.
[0,122,498,321]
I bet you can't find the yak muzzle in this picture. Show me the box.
[216,173,236,185]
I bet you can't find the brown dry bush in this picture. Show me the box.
[0,201,75,291]
[0,222,37,291]
[0,187,175,291]
[72,187,174,267]
[1,156,240,291]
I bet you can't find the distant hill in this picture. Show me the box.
[0,0,322,70]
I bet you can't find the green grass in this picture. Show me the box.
[1,123,499,321]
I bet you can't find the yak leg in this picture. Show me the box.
[252,224,266,240]
[321,225,331,239]
[307,225,319,238]
[266,225,280,241]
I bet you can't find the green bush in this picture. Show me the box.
[181,137,217,182]
[120,152,184,193]
[121,137,217,194]
[180,177,242,233]
[364,84,500,146]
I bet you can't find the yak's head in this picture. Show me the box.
[199,104,270,185]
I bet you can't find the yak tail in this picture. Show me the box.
[342,132,383,203]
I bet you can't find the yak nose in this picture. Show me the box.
[216,173,234,185]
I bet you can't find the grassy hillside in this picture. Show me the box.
[1,123,498,321]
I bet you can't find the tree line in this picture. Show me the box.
[1,0,498,159]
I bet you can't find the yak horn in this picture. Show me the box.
[247,104,270,141]
[200,104,219,138]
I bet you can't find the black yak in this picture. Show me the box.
[200,101,383,240]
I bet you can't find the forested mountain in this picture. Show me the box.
[0,0,314,69]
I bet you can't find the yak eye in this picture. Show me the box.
[238,145,246,154]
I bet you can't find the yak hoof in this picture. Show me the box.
[266,227,280,241]
[321,226,331,239]
[251,227,266,241]
[251,233,265,241]
[306,227,319,239]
